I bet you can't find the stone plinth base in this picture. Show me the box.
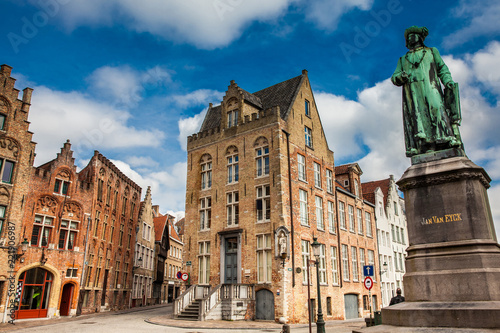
[353,324,500,333]
[382,301,500,329]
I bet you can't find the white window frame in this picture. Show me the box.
[201,159,212,190]
[315,196,324,230]
[200,197,211,231]
[227,153,239,184]
[341,244,349,281]
[326,169,333,193]
[227,109,238,128]
[348,205,355,232]
[298,154,306,182]
[365,212,373,237]
[330,246,339,285]
[339,201,346,230]
[301,240,311,284]
[299,189,308,226]
[328,201,336,234]
[255,146,269,177]
[351,246,358,282]
[319,244,327,284]
[357,208,363,234]
[198,241,210,285]
[256,234,272,283]
[314,162,321,188]
[256,185,270,223]
[226,191,239,226]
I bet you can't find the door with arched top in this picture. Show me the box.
[256,289,274,320]
[16,267,53,319]
[60,283,74,316]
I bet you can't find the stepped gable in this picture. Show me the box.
[199,73,304,132]
[361,178,391,206]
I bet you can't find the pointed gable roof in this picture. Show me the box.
[153,213,169,242]
[361,178,391,207]
[199,72,305,132]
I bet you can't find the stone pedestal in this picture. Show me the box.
[381,157,500,329]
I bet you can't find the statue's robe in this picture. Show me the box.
[392,47,456,157]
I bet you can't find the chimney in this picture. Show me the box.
[22,87,33,104]
[302,69,308,76]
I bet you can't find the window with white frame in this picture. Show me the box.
[365,212,373,236]
[359,248,365,276]
[341,244,349,281]
[255,146,269,177]
[394,251,399,271]
[227,109,238,128]
[330,246,338,285]
[299,189,308,226]
[400,228,405,245]
[315,196,324,230]
[256,185,270,223]
[368,249,375,281]
[0,158,14,184]
[301,240,310,284]
[319,244,327,284]
[200,197,211,231]
[348,205,355,232]
[328,201,335,233]
[351,246,358,281]
[198,241,210,284]
[54,179,70,195]
[256,234,272,283]
[398,252,404,272]
[201,155,212,190]
[298,154,306,181]
[305,126,312,147]
[314,162,321,188]
[31,215,54,248]
[58,219,78,250]
[339,201,346,229]
[227,150,239,184]
[227,191,239,226]
[357,208,363,234]
[326,169,333,193]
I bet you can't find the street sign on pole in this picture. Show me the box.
[364,276,373,290]
[181,273,189,282]
[186,261,192,266]
[363,265,374,277]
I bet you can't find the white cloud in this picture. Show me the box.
[56,0,292,49]
[126,156,159,168]
[304,0,373,30]
[177,108,208,151]
[169,89,223,109]
[444,0,500,48]
[110,159,187,212]
[29,86,165,164]
[469,41,500,96]
[86,65,172,106]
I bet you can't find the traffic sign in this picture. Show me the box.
[363,265,374,277]
[181,273,189,282]
[176,271,182,279]
[364,276,373,290]
[186,261,192,266]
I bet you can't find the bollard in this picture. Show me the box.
[282,323,290,333]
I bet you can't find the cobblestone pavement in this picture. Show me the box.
[0,304,366,333]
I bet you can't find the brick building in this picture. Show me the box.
[183,71,380,323]
[132,186,155,307]
[15,140,93,319]
[164,216,183,303]
[362,175,408,307]
[152,208,169,304]
[0,64,37,322]
[77,151,142,313]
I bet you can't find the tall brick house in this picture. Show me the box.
[164,216,183,303]
[15,140,93,319]
[152,207,169,304]
[361,175,407,307]
[132,186,155,307]
[0,65,37,322]
[77,151,141,313]
[183,71,380,323]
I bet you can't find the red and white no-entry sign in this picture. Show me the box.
[364,276,373,290]
[181,273,189,282]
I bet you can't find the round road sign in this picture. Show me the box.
[364,276,373,290]
[176,271,182,279]
[181,273,189,282]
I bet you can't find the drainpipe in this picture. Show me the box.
[282,130,295,287]
[335,187,342,288]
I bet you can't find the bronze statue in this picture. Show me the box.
[392,26,463,157]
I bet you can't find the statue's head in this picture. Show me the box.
[404,26,429,48]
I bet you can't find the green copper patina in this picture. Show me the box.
[392,26,464,159]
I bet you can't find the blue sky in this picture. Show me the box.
[1,0,500,236]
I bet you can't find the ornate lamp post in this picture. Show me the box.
[311,237,325,333]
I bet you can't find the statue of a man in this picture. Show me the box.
[391,26,463,157]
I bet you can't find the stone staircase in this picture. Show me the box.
[176,299,201,320]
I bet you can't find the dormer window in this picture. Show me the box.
[227,110,238,128]
[54,179,69,195]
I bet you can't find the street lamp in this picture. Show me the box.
[14,238,29,262]
[311,237,325,333]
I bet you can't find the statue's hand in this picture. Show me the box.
[446,82,455,89]
[400,72,409,83]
